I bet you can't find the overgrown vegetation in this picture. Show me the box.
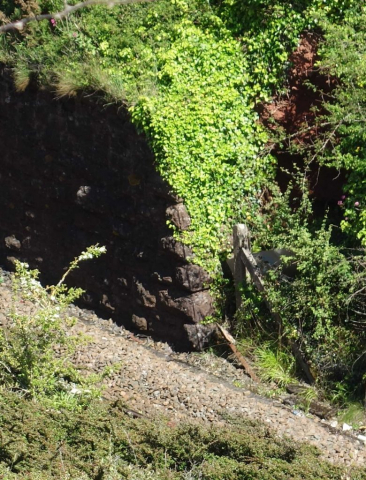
[310,6,366,246]
[1,390,365,480]
[235,183,366,406]
[0,0,366,425]
[0,245,107,410]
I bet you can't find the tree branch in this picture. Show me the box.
[0,0,155,33]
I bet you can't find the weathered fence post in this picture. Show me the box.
[233,224,249,309]
[233,223,315,385]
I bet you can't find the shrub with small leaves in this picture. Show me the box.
[0,244,106,409]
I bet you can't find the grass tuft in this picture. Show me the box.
[255,344,296,387]
[338,402,366,428]
[13,63,31,92]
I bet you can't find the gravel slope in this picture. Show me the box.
[0,270,365,469]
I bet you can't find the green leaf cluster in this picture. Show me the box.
[0,246,107,410]
[315,5,366,245]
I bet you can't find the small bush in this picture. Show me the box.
[0,244,106,409]
[255,345,296,388]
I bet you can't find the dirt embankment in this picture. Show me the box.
[259,33,345,204]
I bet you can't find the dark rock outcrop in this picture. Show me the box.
[184,324,219,351]
[161,236,194,260]
[176,265,211,292]
[0,65,213,350]
[159,290,214,324]
[166,204,191,230]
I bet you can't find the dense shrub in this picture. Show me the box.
[314,6,366,246]
[236,185,366,400]
[0,390,364,479]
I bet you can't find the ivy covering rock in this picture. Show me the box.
[0,0,355,271]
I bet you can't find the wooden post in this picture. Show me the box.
[233,224,249,309]
[233,224,315,385]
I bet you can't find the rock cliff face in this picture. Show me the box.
[0,66,214,349]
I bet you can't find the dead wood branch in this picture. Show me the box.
[228,342,260,383]
[217,324,259,383]
[0,0,155,33]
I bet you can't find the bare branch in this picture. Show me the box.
[0,0,155,33]
[347,284,366,303]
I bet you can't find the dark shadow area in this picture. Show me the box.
[276,151,346,222]
[0,66,213,349]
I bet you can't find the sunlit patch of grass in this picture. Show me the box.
[13,63,31,92]
[255,344,296,388]
[338,402,366,428]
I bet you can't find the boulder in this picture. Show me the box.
[5,235,21,251]
[134,280,156,308]
[166,204,191,230]
[161,236,193,260]
[131,314,148,331]
[184,323,219,351]
[159,290,214,323]
[176,265,211,292]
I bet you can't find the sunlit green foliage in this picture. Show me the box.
[0,0,328,273]
[0,246,107,410]
[315,5,366,245]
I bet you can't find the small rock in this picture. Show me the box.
[330,420,338,428]
[134,280,156,308]
[166,203,191,230]
[184,323,218,351]
[6,256,17,267]
[357,435,366,444]
[5,235,21,251]
[132,314,148,331]
[76,185,91,204]
[292,410,304,417]
[343,423,353,431]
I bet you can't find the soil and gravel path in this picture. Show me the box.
[0,269,365,470]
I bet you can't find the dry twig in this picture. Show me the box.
[0,0,155,33]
